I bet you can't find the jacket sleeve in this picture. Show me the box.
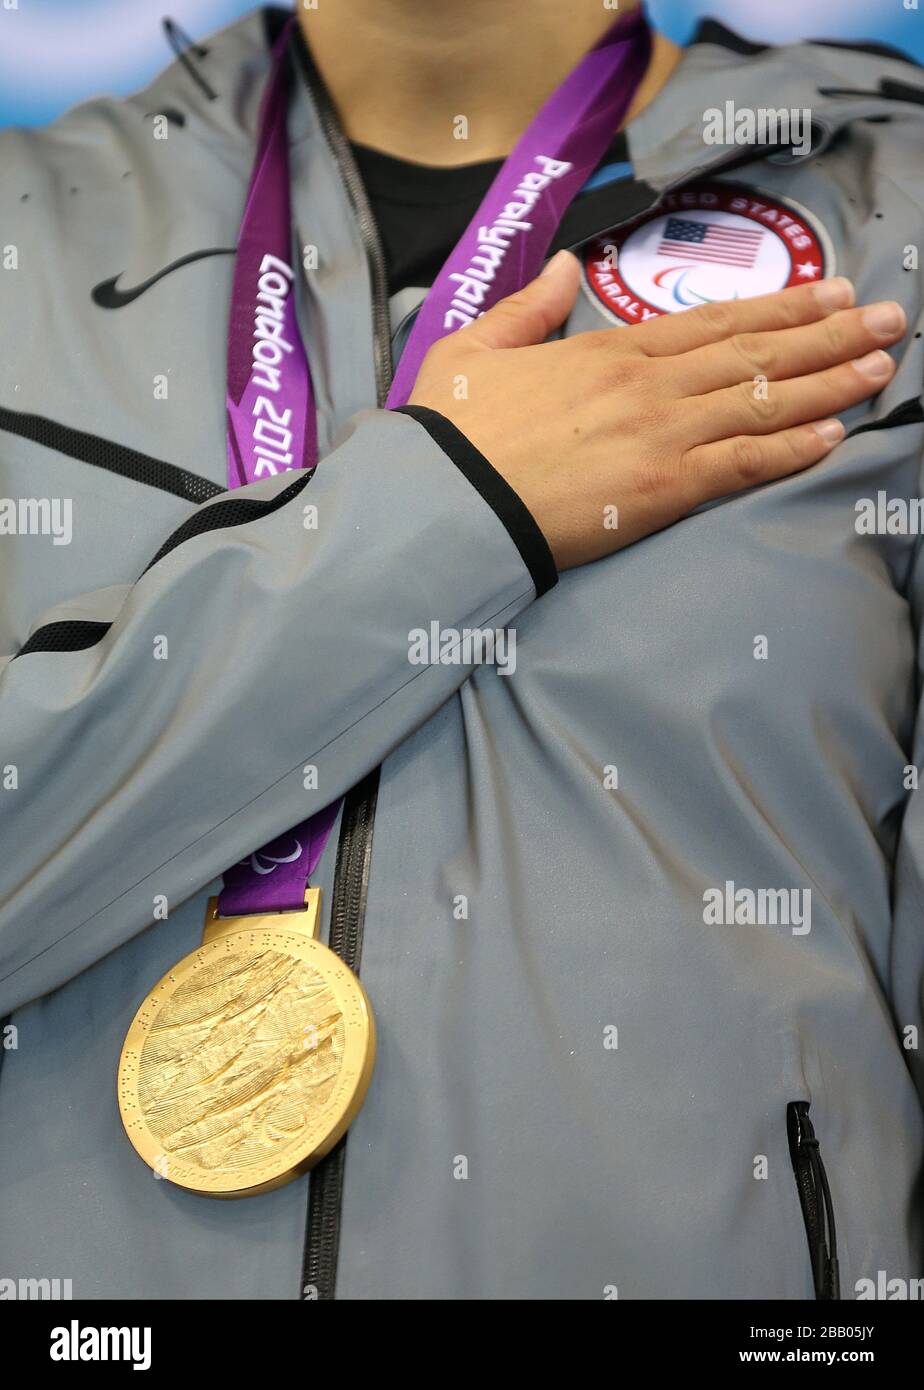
[0,405,556,1012]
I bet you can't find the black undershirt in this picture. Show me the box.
[349,133,632,294]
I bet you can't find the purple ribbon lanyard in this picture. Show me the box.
[218,9,651,917]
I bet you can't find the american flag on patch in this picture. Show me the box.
[657,216,764,268]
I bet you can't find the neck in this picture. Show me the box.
[299,1,682,166]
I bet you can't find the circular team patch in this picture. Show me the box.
[582,182,832,326]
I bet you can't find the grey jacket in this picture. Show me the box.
[1,8,923,1299]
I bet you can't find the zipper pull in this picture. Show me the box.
[786,1101,840,1301]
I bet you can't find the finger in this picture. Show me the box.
[465,250,581,351]
[627,277,855,358]
[673,301,907,396]
[684,350,896,445]
[681,419,847,505]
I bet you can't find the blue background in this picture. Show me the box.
[0,1,920,128]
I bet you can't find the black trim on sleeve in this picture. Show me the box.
[395,405,558,597]
[14,474,315,659]
[0,407,222,506]
[141,472,313,574]
[16,620,113,658]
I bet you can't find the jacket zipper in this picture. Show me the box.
[786,1101,840,1300]
[291,30,393,1302]
[291,31,393,406]
[291,30,807,1300]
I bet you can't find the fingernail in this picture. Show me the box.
[861,301,906,337]
[853,349,894,381]
[812,418,846,444]
[540,249,573,277]
[814,277,855,310]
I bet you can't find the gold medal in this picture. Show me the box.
[117,890,375,1198]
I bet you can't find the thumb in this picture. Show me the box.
[466,250,581,350]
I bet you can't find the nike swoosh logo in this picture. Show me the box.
[91,247,235,308]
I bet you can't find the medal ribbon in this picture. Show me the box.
[218,8,651,915]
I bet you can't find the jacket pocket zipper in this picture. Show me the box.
[786,1100,840,1300]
